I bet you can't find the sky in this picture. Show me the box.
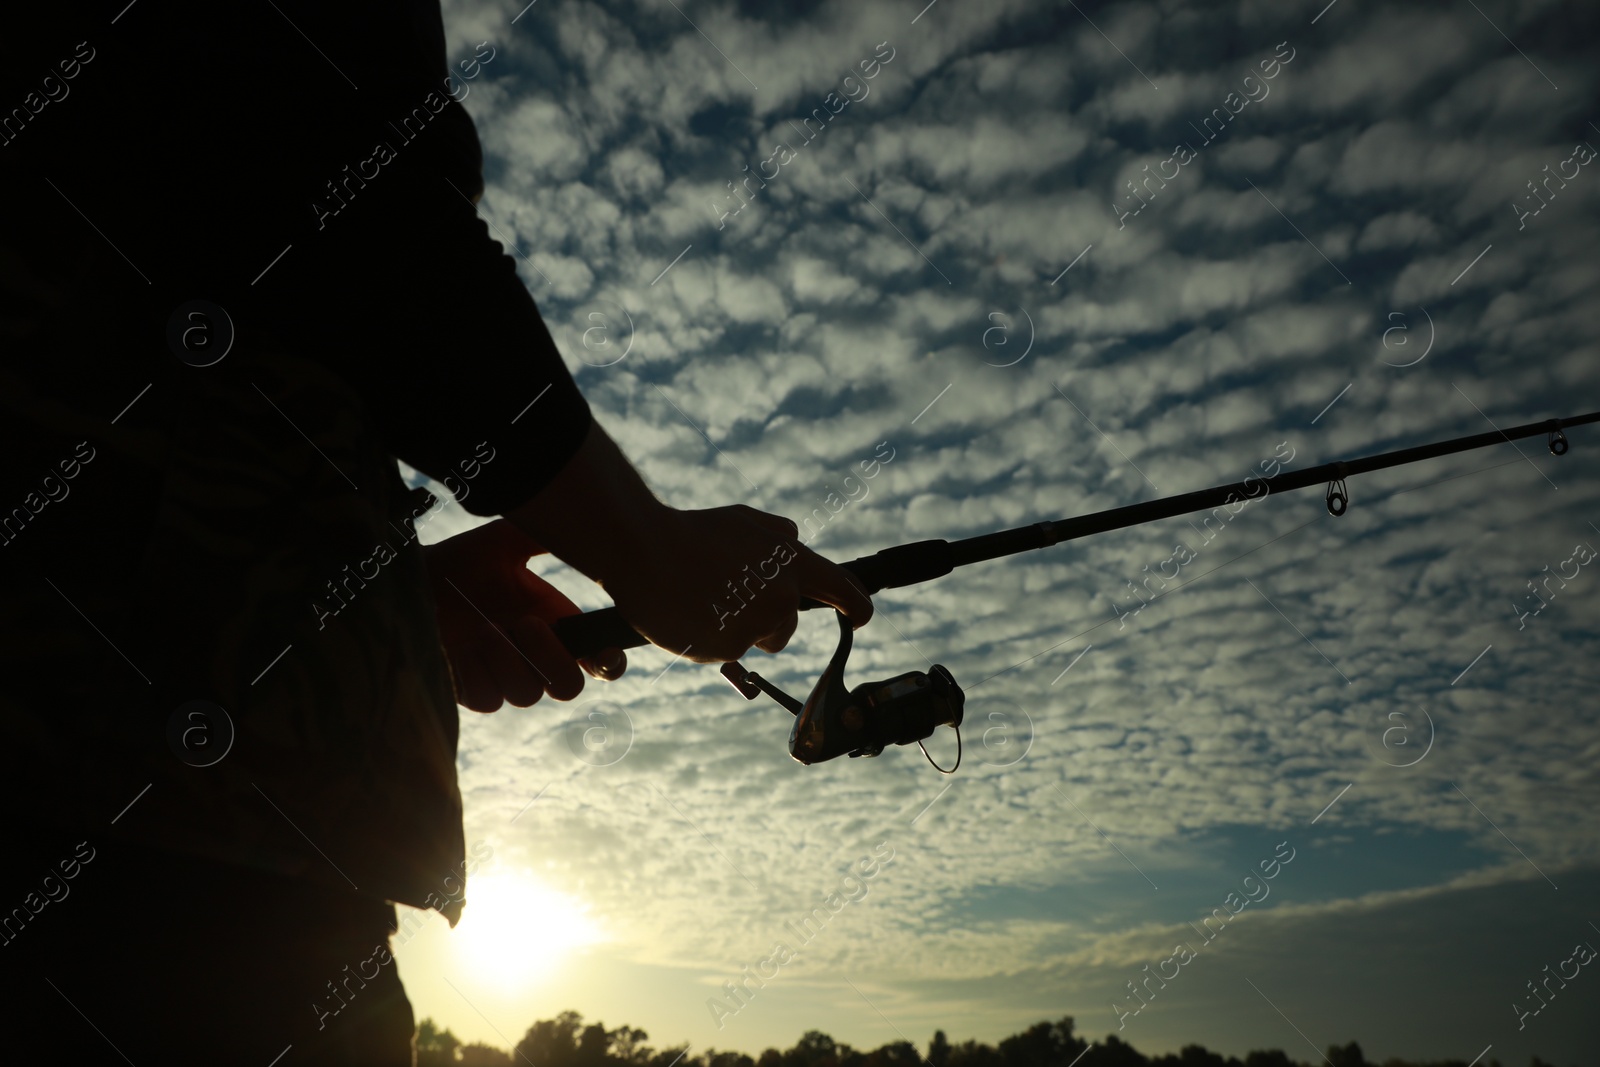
[389,0,1600,1062]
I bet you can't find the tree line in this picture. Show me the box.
[413,1010,1569,1067]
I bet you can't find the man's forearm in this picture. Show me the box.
[503,418,676,587]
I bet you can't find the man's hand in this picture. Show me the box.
[424,519,628,712]
[599,504,872,663]
[505,420,874,663]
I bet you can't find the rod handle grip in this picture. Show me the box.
[551,597,833,660]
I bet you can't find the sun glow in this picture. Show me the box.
[450,871,604,987]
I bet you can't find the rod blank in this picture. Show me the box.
[550,411,1599,659]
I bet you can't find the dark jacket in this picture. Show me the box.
[0,1,592,921]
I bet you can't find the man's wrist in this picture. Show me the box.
[503,418,675,587]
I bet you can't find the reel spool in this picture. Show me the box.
[721,611,965,772]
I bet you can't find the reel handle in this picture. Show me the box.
[550,597,829,660]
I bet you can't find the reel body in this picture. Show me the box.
[720,611,964,769]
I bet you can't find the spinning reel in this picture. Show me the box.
[720,611,965,772]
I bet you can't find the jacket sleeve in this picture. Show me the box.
[296,161,598,519]
[2,2,597,520]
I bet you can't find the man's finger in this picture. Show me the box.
[456,648,511,713]
[579,646,628,680]
[479,622,549,708]
[792,548,874,627]
[742,509,871,630]
[512,617,585,701]
[512,566,582,618]
[753,610,799,655]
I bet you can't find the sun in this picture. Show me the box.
[450,870,604,988]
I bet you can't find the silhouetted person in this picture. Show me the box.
[0,4,870,1064]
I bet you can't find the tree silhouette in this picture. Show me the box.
[417,1018,463,1067]
[1326,1043,1366,1067]
[460,1042,514,1067]
[516,1008,585,1067]
[1090,1034,1149,1067]
[785,1029,844,1067]
[1242,1051,1296,1067]
[999,1017,1083,1067]
[408,1011,1561,1067]
[581,1022,613,1067]
[949,1037,1006,1067]
[1167,1044,1229,1067]
[863,1040,922,1067]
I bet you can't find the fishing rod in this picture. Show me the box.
[552,410,1600,770]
